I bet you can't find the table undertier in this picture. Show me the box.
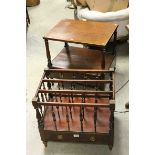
[51,46,114,70]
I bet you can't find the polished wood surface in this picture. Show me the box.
[44,19,118,46]
[32,69,115,149]
[26,0,40,7]
[33,19,117,149]
[51,46,114,69]
[44,105,110,133]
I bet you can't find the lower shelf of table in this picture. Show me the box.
[51,46,114,70]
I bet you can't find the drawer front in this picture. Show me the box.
[44,131,109,144]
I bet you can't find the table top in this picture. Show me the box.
[44,19,118,46]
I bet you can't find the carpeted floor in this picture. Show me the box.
[26,0,129,155]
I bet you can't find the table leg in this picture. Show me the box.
[44,39,52,68]
[64,42,71,63]
[101,46,106,69]
[64,42,69,48]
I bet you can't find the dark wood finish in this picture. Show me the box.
[44,19,118,46]
[44,39,52,68]
[32,19,117,150]
[44,106,110,133]
[43,19,117,70]
[32,69,115,150]
[51,46,113,70]
[26,0,40,7]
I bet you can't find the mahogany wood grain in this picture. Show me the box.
[44,106,110,133]
[32,68,115,149]
[44,19,118,46]
[51,46,113,69]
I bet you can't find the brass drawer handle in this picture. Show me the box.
[57,135,63,140]
[90,136,96,142]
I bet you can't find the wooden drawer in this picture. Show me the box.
[45,131,109,144]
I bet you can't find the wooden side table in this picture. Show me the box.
[43,19,118,70]
[32,19,118,150]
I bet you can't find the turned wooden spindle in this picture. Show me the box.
[72,73,76,90]
[68,95,72,119]
[83,73,87,90]
[60,72,64,89]
[59,93,62,102]
[66,107,70,131]
[69,106,72,119]
[41,93,44,102]
[48,93,53,101]
[39,105,43,117]
[95,94,98,103]
[94,107,97,132]
[58,82,61,90]
[56,106,60,119]
[101,47,106,69]
[47,81,51,89]
[52,106,57,131]
[44,39,52,68]
[44,93,48,101]
[42,83,48,101]
[68,95,71,103]
[64,42,69,48]
[45,71,50,79]
[59,93,63,111]
[95,82,98,91]
[80,106,84,132]
[42,82,46,89]
[100,73,105,90]
[82,106,85,120]
[37,95,40,102]
[54,94,60,119]
[81,94,85,119]
[36,108,43,128]
[71,92,74,103]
